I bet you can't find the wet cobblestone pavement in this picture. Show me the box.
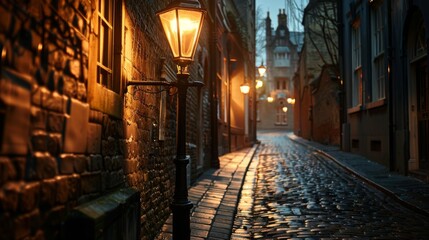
[232,131,429,239]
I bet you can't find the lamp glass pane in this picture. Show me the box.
[258,66,266,76]
[159,10,180,58]
[240,85,250,94]
[178,9,203,58]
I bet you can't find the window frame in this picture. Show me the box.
[351,20,363,107]
[88,0,124,118]
[370,2,386,101]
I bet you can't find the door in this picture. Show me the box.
[417,59,429,170]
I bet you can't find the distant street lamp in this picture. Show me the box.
[157,1,205,239]
[287,97,296,104]
[267,96,274,103]
[258,61,266,77]
[282,106,288,112]
[240,82,250,94]
[255,79,263,89]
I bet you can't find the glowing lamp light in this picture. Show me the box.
[157,0,206,66]
[258,61,266,77]
[240,83,250,94]
[267,96,274,103]
[255,79,263,89]
[282,106,288,112]
[287,98,295,104]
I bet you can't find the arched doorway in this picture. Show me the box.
[407,9,428,172]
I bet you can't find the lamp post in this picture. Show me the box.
[157,1,205,239]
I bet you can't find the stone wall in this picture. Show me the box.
[0,0,212,239]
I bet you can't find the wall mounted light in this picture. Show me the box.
[240,82,250,94]
[267,96,274,103]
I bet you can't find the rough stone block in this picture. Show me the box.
[20,182,40,212]
[0,157,17,185]
[104,155,123,171]
[74,155,87,173]
[13,209,41,240]
[0,68,32,155]
[56,175,70,204]
[62,76,77,98]
[47,112,65,133]
[68,174,81,200]
[87,123,101,154]
[59,154,75,174]
[42,206,65,239]
[64,98,89,153]
[31,130,48,152]
[66,59,80,79]
[81,172,101,194]
[34,152,58,179]
[101,137,117,156]
[1,182,22,211]
[77,81,86,101]
[40,178,57,208]
[88,154,103,172]
[31,86,43,106]
[0,5,12,33]
[47,133,62,156]
[30,106,47,130]
[13,46,36,75]
[12,157,26,180]
[42,91,64,113]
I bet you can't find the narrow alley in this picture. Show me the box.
[232,130,429,239]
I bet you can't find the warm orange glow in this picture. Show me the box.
[287,98,295,104]
[240,83,250,94]
[258,62,266,77]
[267,96,274,103]
[158,3,205,65]
[255,79,263,89]
[282,106,288,112]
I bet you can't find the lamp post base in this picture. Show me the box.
[171,200,193,240]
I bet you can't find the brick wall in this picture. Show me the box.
[312,66,341,145]
[0,0,212,239]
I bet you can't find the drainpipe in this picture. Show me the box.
[386,0,396,172]
[209,0,219,168]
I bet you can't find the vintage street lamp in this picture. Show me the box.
[157,1,205,239]
[255,79,263,89]
[240,82,250,94]
[258,61,266,77]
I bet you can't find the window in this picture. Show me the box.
[275,106,287,125]
[371,2,385,100]
[351,21,362,106]
[88,0,123,117]
[98,0,119,93]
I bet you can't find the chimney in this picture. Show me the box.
[278,8,287,27]
[266,11,272,39]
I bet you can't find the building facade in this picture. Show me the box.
[258,10,303,130]
[340,0,429,180]
[294,0,340,145]
[0,0,255,239]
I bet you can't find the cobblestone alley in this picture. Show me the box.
[232,130,429,239]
